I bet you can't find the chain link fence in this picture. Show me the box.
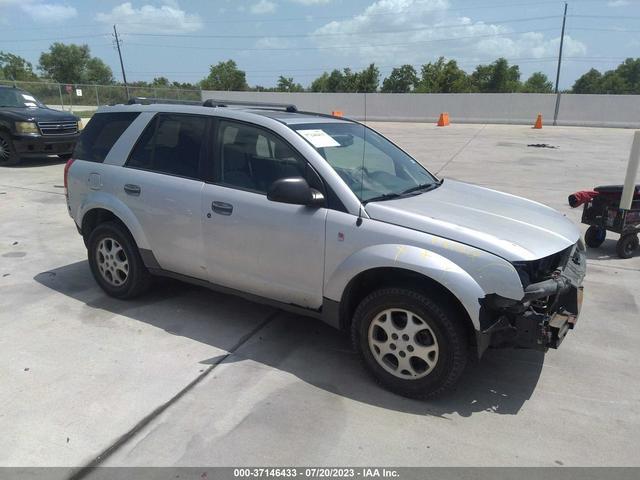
[0,79,202,115]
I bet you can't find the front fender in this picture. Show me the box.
[76,192,151,250]
[324,244,489,330]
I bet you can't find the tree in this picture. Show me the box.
[200,60,248,91]
[276,76,304,92]
[0,52,38,81]
[310,72,330,92]
[522,72,553,93]
[326,69,345,92]
[381,65,418,93]
[416,57,470,93]
[487,57,521,92]
[571,59,640,95]
[151,76,171,87]
[85,57,114,84]
[471,58,520,92]
[354,63,380,92]
[342,68,360,92]
[616,58,640,93]
[572,68,602,94]
[599,70,628,94]
[39,43,113,84]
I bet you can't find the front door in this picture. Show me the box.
[202,119,327,309]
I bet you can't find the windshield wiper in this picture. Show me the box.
[399,181,441,196]
[362,192,402,205]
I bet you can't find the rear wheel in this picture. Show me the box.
[584,225,606,248]
[0,132,19,166]
[87,222,151,299]
[351,287,468,399]
[616,234,639,259]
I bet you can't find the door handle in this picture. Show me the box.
[212,201,233,216]
[124,184,141,196]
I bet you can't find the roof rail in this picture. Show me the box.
[126,97,202,106]
[202,98,297,112]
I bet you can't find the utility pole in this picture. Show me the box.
[554,2,568,93]
[113,24,129,100]
[553,2,568,126]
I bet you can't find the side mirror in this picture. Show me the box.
[267,177,325,207]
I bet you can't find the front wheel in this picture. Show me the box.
[0,132,20,166]
[351,288,468,399]
[87,222,151,299]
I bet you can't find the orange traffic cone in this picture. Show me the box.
[533,113,543,129]
[437,112,450,127]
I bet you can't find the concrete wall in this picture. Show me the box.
[201,90,640,128]
[555,94,640,128]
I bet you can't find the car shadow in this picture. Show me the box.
[34,261,544,418]
[4,155,67,168]
[586,238,625,261]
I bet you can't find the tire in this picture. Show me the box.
[351,287,468,399]
[584,225,606,248]
[87,221,152,299]
[616,234,639,259]
[0,131,20,166]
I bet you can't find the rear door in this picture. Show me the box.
[118,113,210,279]
[201,119,327,309]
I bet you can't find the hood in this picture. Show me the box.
[365,179,580,261]
[1,106,78,123]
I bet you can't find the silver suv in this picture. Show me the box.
[65,99,586,398]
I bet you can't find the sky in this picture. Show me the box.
[1,0,639,89]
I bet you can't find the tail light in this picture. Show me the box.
[63,158,75,197]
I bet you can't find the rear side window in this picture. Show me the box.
[127,114,207,180]
[73,112,139,163]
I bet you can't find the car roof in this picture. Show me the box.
[96,103,353,126]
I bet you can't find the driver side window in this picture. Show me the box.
[217,120,306,193]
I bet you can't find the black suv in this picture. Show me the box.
[0,85,80,165]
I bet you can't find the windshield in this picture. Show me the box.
[292,122,438,203]
[0,89,45,108]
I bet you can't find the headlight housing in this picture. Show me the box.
[15,121,39,135]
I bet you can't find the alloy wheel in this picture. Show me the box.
[0,136,11,163]
[368,308,439,379]
[96,237,129,287]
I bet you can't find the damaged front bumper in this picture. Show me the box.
[477,241,586,355]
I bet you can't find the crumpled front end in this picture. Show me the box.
[477,240,587,355]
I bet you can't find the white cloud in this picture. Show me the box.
[255,36,292,49]
[0,1,77,23]
[251,0,276,14]
[607,0,630,6]
[312,0,586,67]
[96,1,203,33]
[20,3,77,22]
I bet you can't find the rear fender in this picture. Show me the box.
[76,192,150,250]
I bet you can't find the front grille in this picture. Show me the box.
[37,121,78,136]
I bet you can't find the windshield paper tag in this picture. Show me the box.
[298,129,340,148]
[22,94,36,102]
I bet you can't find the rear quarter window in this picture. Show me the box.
[73,112,140,163]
